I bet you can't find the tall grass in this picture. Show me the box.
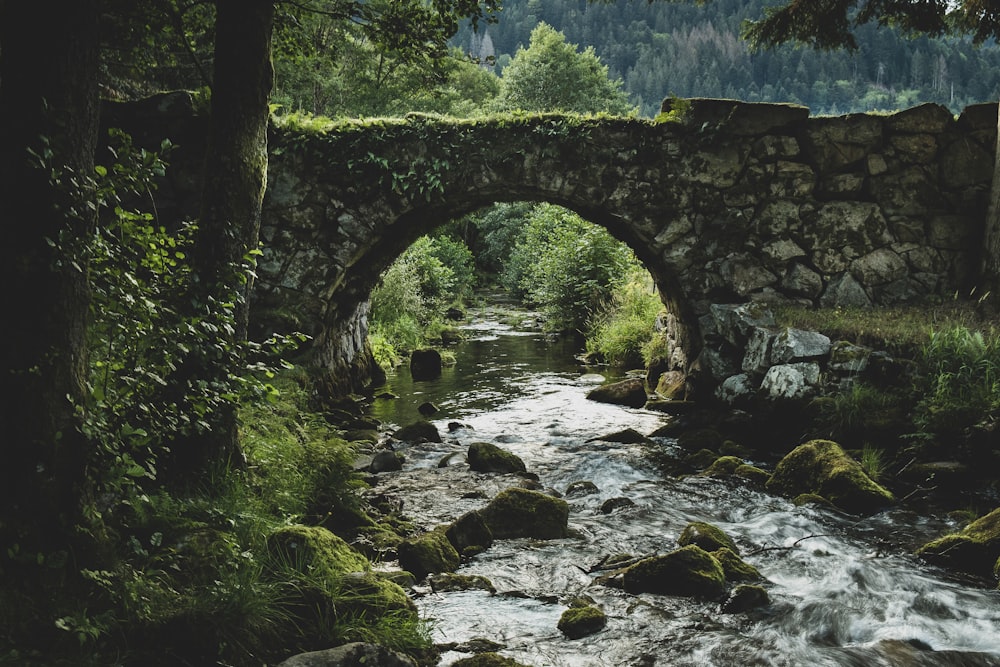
[585,271,663,368]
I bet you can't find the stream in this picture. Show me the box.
[368,297,1000,667]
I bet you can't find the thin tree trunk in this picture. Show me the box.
[0,0,99,550]
[169,0,275,478]
[982,104,1000,304]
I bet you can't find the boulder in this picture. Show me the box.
[410,348,442,380]
[480,488,569,540]
[369,449,402,473]
[564,481,600,498]
[917,507,1000,578]
[586,378,647,408]
[418,401,440,416]
[467,442,527,474]
[760,362,822,401]
[392,420,441,443]
[600,497,636,514]
[277,642,417,667]
[678,521,739,553]
[397,527,460,580]
[623,545,727,599]
[557,603,607,639]
[429,573,496,593]
[700,456,745,478]
[766,439,894,514]
[445,510,494,556]
[588,428,648,444]
[450,654,530,667]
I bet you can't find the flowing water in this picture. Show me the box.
[369,298,1000,667]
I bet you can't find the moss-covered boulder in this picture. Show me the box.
[480,488,569,540]
[468,442,527,474]
[733,464,770,488]
[445,510,494,556]
[622,544,726,599]
[711,547,762,582]
[766,439,894,514]
[557,603,607,639]
[266,525,416,622]
[699,456,744,477]
[917,507,1000,578]
[684,448,720,470]
[397,527,460,580]
[678,521,739,553]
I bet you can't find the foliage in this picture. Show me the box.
[914,326,1000,437]
[84,129,301,497]
[506,204,639,332]
[860,444,888,482]
[585,270,662,368]
[492,22,636,114]
[370,234,475,366]
[456,0,1000,116]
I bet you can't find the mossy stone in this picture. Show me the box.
[468,442,527,474]
[678,521,738,553]
[766,439,894,514]
[684,448,720,470]
[480,488,569,540]
[700,455,744,477]
[267,524,369,578]
[393,420,442,443]
[917,507,1000,578]
[557,605,607,639]
[734,464,771,488]
[711,547,762,582]
[622,544,726,599]
[398,527,460,580]
[792,493,836,509]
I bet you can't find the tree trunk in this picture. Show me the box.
[169,0,275,477]
[982,104,1000,304]
[0,1,100,553]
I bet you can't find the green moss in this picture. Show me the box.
[397,528,460,580]
[700,456,745,478]
[557,605,607,639]
[480,488,569,540]
[267,524,369,577]
[622,545,726,599]
[793,493,836,509]
[734,464,771,488]
[766,439,894,514]
[684,448,720,470]
[678,521,738,553]
[917,507,1000,578]
[711,547,762,582]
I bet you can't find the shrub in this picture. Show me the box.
[585,271,661,367]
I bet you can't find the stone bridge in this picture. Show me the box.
[258,98,995,399]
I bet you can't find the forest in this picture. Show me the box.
[2,0,1000,665]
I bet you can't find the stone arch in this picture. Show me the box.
[256,100,992,399]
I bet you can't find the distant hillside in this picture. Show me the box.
[457,0,1000,116]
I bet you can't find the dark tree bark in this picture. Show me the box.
[0,1,100,552]
[169,0,275,477]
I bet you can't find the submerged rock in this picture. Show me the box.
[429,573,496,593]
[480,488,569,540]
[467,442,527,474]
[622,544,727,599]
[766,439,894,514]
[711,547,762,582]
[586,377,648,408]
[564,480,600,498]
[449,653,530,666]
[917,507,1000,579]
[410,348,442,380]
[587,427,648,444]
[600,496,636,514]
